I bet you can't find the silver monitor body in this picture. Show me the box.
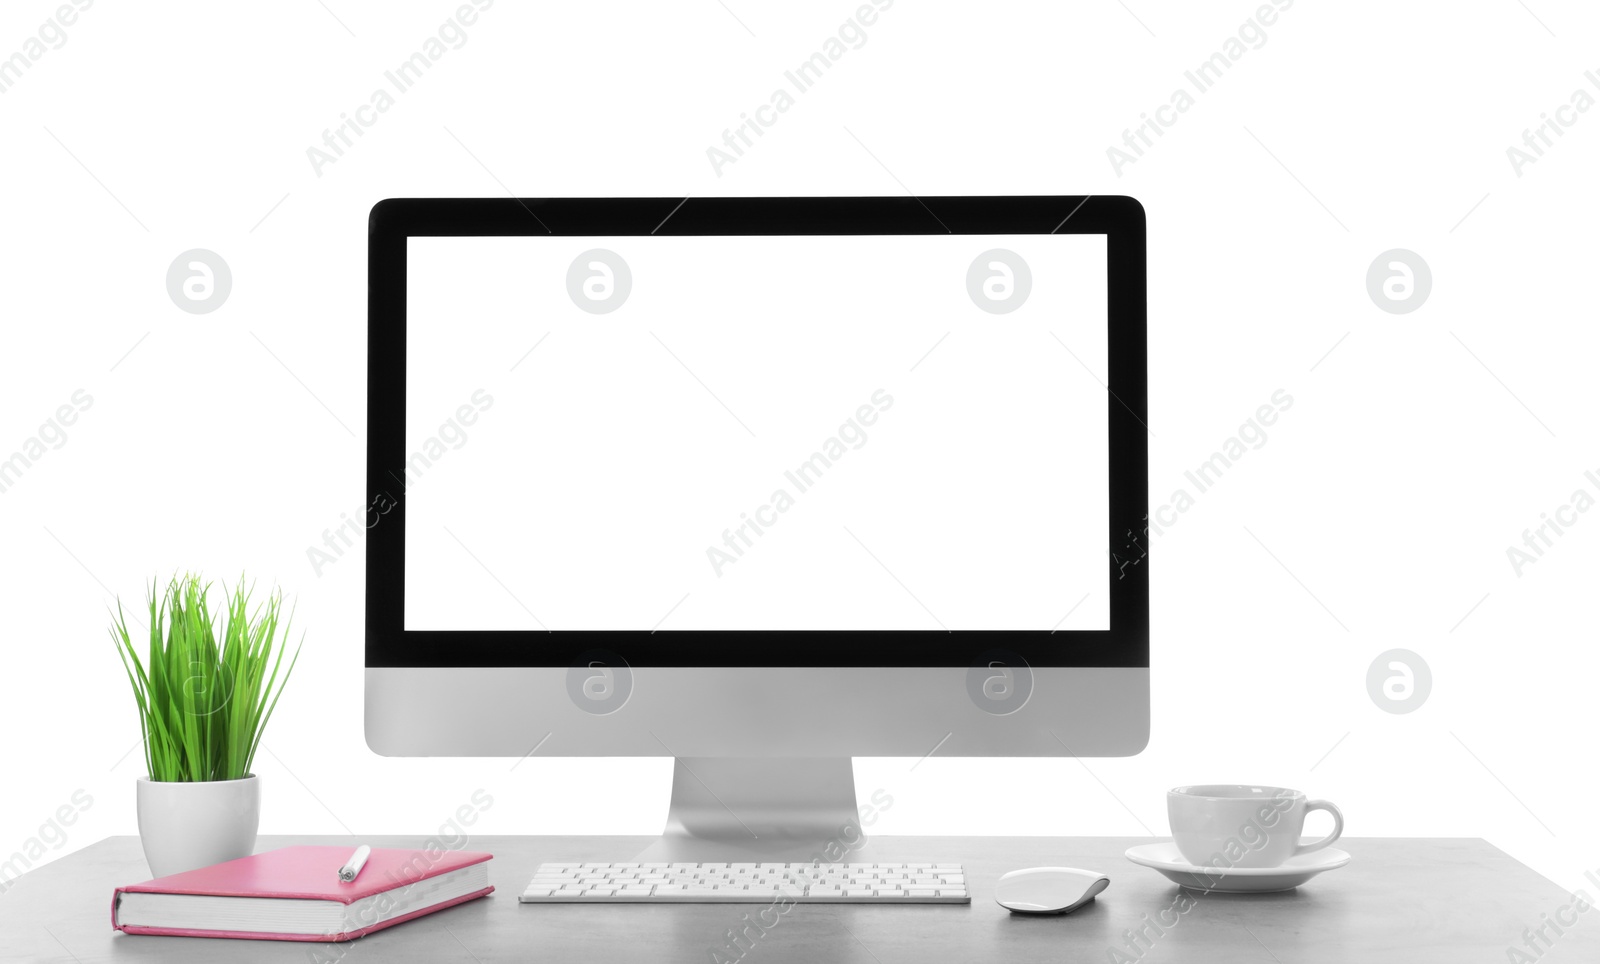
[365,197,1149,859]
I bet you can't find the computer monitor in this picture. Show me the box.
[366,196,1148,859]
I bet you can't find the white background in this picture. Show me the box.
[1,0,1597,908]
[405,234,1109,631]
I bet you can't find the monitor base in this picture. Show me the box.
[635,757,872,863]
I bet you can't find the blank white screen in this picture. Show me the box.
[404,234,1109,631]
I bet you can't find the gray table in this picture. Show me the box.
[2,835,1592,962]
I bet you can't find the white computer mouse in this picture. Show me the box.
[995,867,1110,915]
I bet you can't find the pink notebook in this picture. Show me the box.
[112,845,494,942]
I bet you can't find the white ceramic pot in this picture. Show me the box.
[136,775,260,877]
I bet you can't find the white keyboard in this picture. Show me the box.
[520,862,969,903]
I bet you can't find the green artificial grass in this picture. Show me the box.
[110,574,301,782]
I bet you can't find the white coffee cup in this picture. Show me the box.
[1167,785,1343,869]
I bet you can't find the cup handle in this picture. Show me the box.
[1293,800,1344,857]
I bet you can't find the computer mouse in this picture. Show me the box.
[995,867,1110,915]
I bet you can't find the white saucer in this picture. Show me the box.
[1125,843,1349,894]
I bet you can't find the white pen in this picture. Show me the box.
[338,845,372,883]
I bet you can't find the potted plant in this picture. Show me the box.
[110,574,301,877]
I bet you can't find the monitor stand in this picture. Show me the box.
[635,758,873,864]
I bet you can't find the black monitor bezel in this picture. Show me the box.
[367,196,1147,668]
